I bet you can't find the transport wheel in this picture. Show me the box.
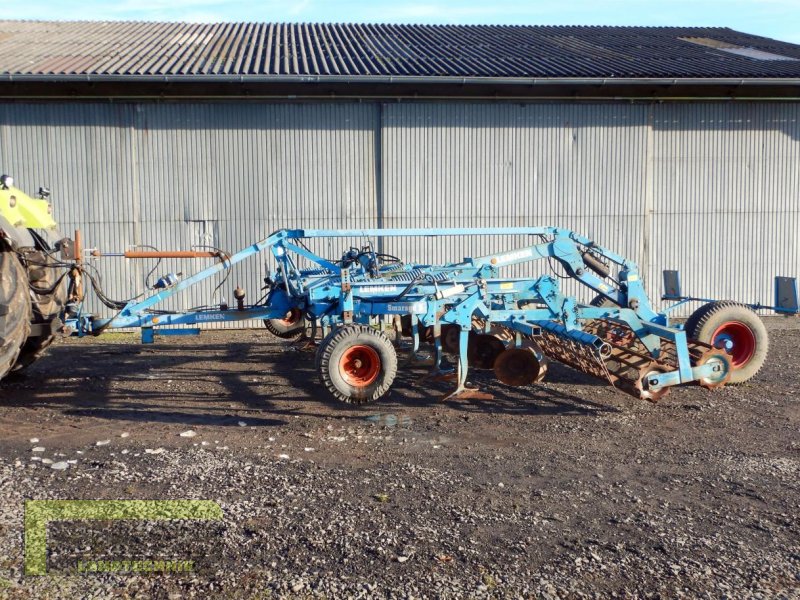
[0,251,32,380]
[264,308,305,339]
[317,324,397,404]
[682,302,716,339]
[314,326,339,372]
[12,250,67,373]
[685,301,768,384]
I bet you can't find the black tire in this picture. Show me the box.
[314,326,339,373]
[264,308,306,339]
[317,324,397,404]
[12,250,67,373]
[683,302,716,340]
[0,251,32,379]
[686,301,768,384]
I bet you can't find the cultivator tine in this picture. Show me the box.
[402,315,435,365]
[442,327,493,401]
[423,330,456,381]
[289,320,318,352]
[294,334,318,352]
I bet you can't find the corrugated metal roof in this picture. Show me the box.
[0,21,799,79]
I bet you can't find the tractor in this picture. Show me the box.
[0,175,67,379]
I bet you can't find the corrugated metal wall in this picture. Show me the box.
[0,103,379,319]
[380,103,650,302]
[650,103,800,310]
[0,100,797,323]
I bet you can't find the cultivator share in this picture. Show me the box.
[1,174,798,404]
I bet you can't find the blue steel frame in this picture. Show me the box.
[66,226,798,397]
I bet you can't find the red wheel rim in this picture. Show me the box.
[281,308,302,325]
[711,321,756,368]
[339,345,381,387]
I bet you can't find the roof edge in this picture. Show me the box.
[3,74,800,86]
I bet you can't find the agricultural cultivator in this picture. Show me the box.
[1,174,799,405]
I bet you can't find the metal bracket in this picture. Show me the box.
[775,276,799,314]
[662,270,682,299]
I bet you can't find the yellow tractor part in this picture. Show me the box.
[0,184,57,230]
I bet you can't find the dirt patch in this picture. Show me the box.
[0,325,798,598]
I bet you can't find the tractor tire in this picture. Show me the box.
[685,301,768,384]
[0,251,32,380]
[12,250,67,373]
[317,324,397,404]
[264,308,306,339]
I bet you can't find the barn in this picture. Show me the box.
[0,21,798,320]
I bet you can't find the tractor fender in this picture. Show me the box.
[0,213,35,251]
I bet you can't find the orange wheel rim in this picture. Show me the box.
[339,345,381,387]
[281,308,302,325]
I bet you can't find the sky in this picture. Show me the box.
[3,0,800,44]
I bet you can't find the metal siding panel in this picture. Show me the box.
[650,102,800,315]
[381,102,649,301]
[0,101,378,328]
[0,100,797,328]
[0,103,142,306]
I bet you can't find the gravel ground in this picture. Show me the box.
[0,322,798,599]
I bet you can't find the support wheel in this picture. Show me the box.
[317,324,397,404]
[685,301,768,384]
[264,308,305,339]
[12,250,67,373]
[0,251,32,379]
[636,364,672,402]
[314,326,339,373]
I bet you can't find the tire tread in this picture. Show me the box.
[317,324,397,404]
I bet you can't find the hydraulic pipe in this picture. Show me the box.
[90,250,221,259]
[124,250,220,259]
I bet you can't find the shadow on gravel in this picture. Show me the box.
[61,408,286,428]
[0,338,619,423]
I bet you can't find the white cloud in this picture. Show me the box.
[288,0,312,17]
